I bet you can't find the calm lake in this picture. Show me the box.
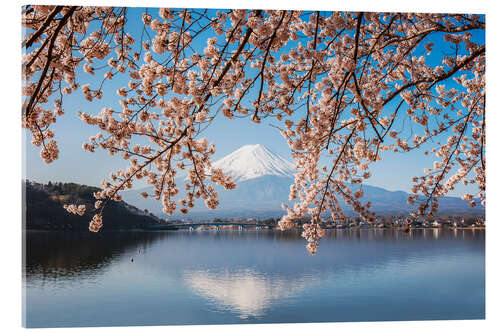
[23,228,485,328]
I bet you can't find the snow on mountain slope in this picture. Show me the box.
[211,144,297,182]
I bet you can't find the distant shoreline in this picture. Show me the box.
[23,225,486,232]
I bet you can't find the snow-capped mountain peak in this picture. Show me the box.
[212,144,297,183]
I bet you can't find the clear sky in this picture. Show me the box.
[24,7,485,198]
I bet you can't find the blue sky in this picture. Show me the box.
[24,8,485,197]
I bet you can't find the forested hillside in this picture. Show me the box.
[24,180,166,230]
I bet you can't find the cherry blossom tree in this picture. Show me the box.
[22,5,485,253]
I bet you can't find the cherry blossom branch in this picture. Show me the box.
[23,6,63,49]
[23,6,77,117]
[254,11,286,119]
[383,45,485,106]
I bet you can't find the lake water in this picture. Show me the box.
[23,228,485,328]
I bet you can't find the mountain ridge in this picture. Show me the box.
[121,144,484,219]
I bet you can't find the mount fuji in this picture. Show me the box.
[122,144,484,219]
[211,144,296,182]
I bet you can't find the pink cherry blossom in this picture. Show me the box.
[23,7,485,253]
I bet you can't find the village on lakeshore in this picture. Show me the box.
[153,215,486,231]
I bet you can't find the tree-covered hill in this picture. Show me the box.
[23,180,168,231]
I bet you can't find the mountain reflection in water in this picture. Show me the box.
[24,229,485,327]
[183,268,324,319]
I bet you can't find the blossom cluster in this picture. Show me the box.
[63,204,86,216]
